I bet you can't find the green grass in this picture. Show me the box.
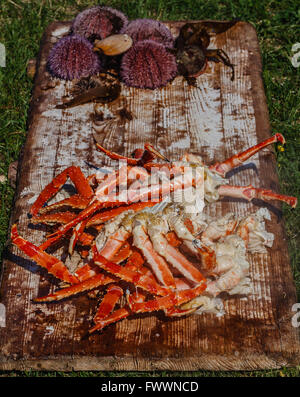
[0,0,299,377]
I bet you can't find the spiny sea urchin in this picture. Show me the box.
[72,6,128,41]
[121,18,174,48]
[47,35,101,81]
[120,40,178,90]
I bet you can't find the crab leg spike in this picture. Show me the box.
[209,133,286,177]
[217,184,297,208]
[30,166,93,216]
[94,285,123,323]
[11,224,79,285]
[34,273,115,302]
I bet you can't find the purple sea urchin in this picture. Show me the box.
[120,40,178,89]
[72,6,128,41]
[121,18,174,48]
[47,35,101,81]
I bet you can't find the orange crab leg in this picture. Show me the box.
[125,289,147,307]
[166,231,182,247]
[128,169,197,202]
[75,261,102,282]
[41,170,196,249]
[11,224,79,285]
[86,201,156,227]
[77,231,96,247]
[94,167,124,198]
[89,290,147,334]
[96,142,169,166]
[133,223,176,289]
[217,184,297,208]
[37,194,92,215]
[161,243,206,284]
[96,143,141,165]
[89,306,131,334]
[110,241,132,263]
[209,133,285,177]
[126,249,145,269]
[192,239,216,273]
[164,306,198,317]
[93,285,123,323]
[92,247,170,297]
[30,166,94,216]
[34,272,115,302]
[39,200,121,250]
[129,282,207,314]
[32,211,77,226]
[75,247,144,284]
[68,219,88,255]
[98,227,131,260]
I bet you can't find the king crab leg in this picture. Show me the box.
[217,184,297,208]
[68,219,88,255]
[40,169,198,249]
[92,246,170,297]
[93,284,123,323]
[11,224,79,285]
[143,212,206,284]
[37,194,92,215]
[97,227,131,260]
[128,282,207,314]
[132,216,177,289]
[88,306,131,334]
[89,289,148,334]
[95,142,169,166]
[209,133,285,177]
[34,272,116,302]
[30,166,94,217]
[86,201,157,227]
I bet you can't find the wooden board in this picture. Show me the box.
[0,20,300,371]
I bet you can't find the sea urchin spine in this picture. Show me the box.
[72,6,128,41]
[120,40,178,90]
[47,35,101,81]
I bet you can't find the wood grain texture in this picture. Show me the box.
[0,20,299,371]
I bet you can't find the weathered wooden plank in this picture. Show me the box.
[0,20,299,371]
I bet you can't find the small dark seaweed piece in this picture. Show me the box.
[56,83,121,109]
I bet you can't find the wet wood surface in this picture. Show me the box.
[0,20,299,371]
